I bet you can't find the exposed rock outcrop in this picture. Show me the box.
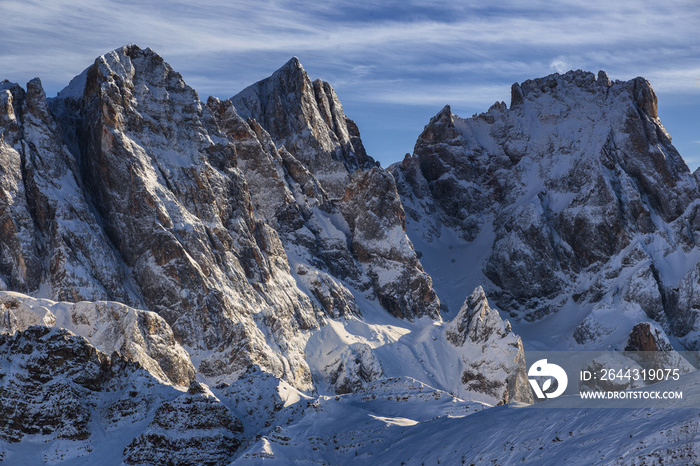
[0,326,118,446]
[0,291,195,386]
[0,325,246,464]
[231,57,377,198]
[222,60,441,321]
[625,322,673,352]
[0,78,133,303]
[327,343,383,394]
[123,390,244,466]
[445,287,532,404]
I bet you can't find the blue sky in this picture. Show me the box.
[1,0,698,168]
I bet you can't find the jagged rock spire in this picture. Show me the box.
[231,57,376,197]
[445,287,532,404]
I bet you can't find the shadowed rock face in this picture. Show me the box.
[0,78,134,303]
[123,391,244,466]
[0,326,174,446]
[0,326,116,444]
[0,81,41,294]
[338,167,440,320]
[391,70,700,348]
[0,326,245,464]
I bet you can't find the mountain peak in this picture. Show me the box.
[508,70,659,118]
[231,57,376,196]
[630,75,658,119]
[263,55,307,88]
[0,79,20,91]
[120,42,143,57]
[281,56,303,72]
[107,44,166,67]
[597,70,611,87]
[98,43,160,64]
[434,104,452,123]
[446,286,511,345]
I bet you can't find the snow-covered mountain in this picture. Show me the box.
[390,70,700,351]
[0,45,698,464]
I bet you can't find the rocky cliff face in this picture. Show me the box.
[0,291,195,386]
[226,58,440,322]
[231,57,377,198]
[445,287,532,404]
[390,70,700,350]
[123,385,244,466]
[0,325,246,464]
[0,78,134,304]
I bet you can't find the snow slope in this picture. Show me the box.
[236,371,700,465]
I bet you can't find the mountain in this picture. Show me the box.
[48,45,317,391]
[389,70,700,351]
[0,45,529,463]
[228,56,439,323]
[1,45,698,464]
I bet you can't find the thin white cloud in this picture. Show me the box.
[640,67,700,94]
[357,84,508,109]
[550,57,572,74]
[2,1,697,69]
[1,0,697,166]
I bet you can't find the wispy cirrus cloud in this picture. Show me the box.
[1,0,697,166]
